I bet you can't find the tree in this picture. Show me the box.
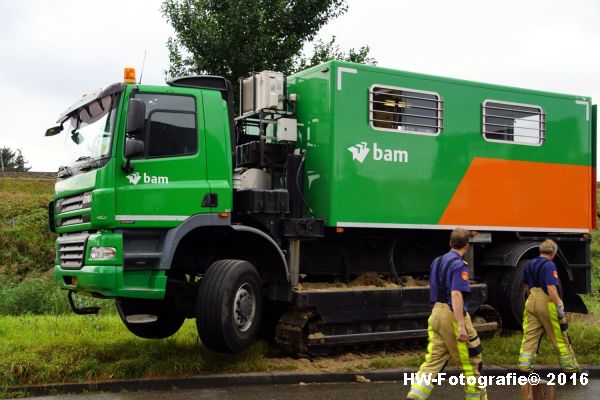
[162,0,348,79]
[0,147,31,172]
[161,0,375,99]
[294,36,377,71]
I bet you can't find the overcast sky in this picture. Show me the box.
[1,0,599,171]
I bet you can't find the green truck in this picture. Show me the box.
[47,61,596,354]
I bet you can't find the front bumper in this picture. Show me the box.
[53,264,167,300]
[54,229,167,299]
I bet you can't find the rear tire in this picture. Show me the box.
[116,297,185,339]
[196,259,263,353]
[497,260,529,329]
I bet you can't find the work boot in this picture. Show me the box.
[406,380,433,399]
[406,391,427,400]
[479,387,488,400]
[517,366,533,374]
[562,365,581,373]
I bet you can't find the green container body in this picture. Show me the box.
[288,61,595,233]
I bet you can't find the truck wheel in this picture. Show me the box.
[116,297,185,339]
[497,260,529,329]
[196,259,263,353]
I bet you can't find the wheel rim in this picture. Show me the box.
[233,283,256,332]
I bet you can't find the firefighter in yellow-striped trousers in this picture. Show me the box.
[407,228,487,400]
[518,239,579,373]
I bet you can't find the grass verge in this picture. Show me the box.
[2,313,600,390]
[0,315,277,388]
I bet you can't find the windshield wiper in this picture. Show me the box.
[57,165,72,178]
[76,156,97,172]
[78,156,110,172]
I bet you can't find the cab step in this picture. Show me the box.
[125,314,158,324]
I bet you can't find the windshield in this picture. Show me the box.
[60,93,120,167]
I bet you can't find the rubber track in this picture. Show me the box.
[275,307,318,355]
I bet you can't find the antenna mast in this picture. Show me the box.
[138,50,147,84]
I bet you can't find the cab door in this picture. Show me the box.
[115,87,211,227]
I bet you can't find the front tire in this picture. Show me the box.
[116,297,185,339]
[196,259,263,353]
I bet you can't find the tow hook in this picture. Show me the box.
[68,290,100,315]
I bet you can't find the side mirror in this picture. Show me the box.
[71,131,84,144]
[127,98,146,133]
[124,138,144,158]
[45,125,63,136]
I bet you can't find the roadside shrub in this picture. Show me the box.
[0,279,69,315]
[0,279,113,316]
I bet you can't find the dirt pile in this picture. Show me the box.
[296,272,428,291]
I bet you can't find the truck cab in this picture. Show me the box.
[50,74,235,298]
[49,72,293,352]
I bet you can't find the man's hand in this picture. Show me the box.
[557,303,566,320]
[457,323,468,342]
[522,283,530,297]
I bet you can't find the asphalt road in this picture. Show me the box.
[20,380,597,400]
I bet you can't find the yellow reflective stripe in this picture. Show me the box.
[519,304,529,355]
[453,321,475,378]
[412,383,433,395]
[464,391,481,399]
[407,387,427,400]
[518,352,533,366]
[547,302,570,358]
[421,317,435,368]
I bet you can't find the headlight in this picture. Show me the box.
[81,192,92,208]
[90,247,117,260]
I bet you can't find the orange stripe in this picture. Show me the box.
[439,157,591,231]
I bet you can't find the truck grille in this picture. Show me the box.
[57,214,91,227]
[55,192,92,214]
[58,233,90,269]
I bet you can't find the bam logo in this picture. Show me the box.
[347,142,370,163]
[348,142,408,164]
[126,172,142,185]
[126,172,169,185]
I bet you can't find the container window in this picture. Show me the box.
[369,86,442,135]
[483,101,545,145]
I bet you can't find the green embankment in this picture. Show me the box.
[0,178,55,283]
[1,177,599,392]
[0,178,111,315]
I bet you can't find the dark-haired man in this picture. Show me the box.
[407,228,486,400]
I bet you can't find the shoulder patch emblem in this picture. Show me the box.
[553,270,558,279]
[461,271,469,281]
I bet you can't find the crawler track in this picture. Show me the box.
[275,305,500,356]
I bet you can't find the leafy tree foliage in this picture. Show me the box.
[294,35,377,71]
[162,0,348,80]
[162,0,377,113]
[0,147,30,172]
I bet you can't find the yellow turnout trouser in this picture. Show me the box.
[407,302,485,400]
[518,287,579,372]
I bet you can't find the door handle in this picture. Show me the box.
[202,193,218,208]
